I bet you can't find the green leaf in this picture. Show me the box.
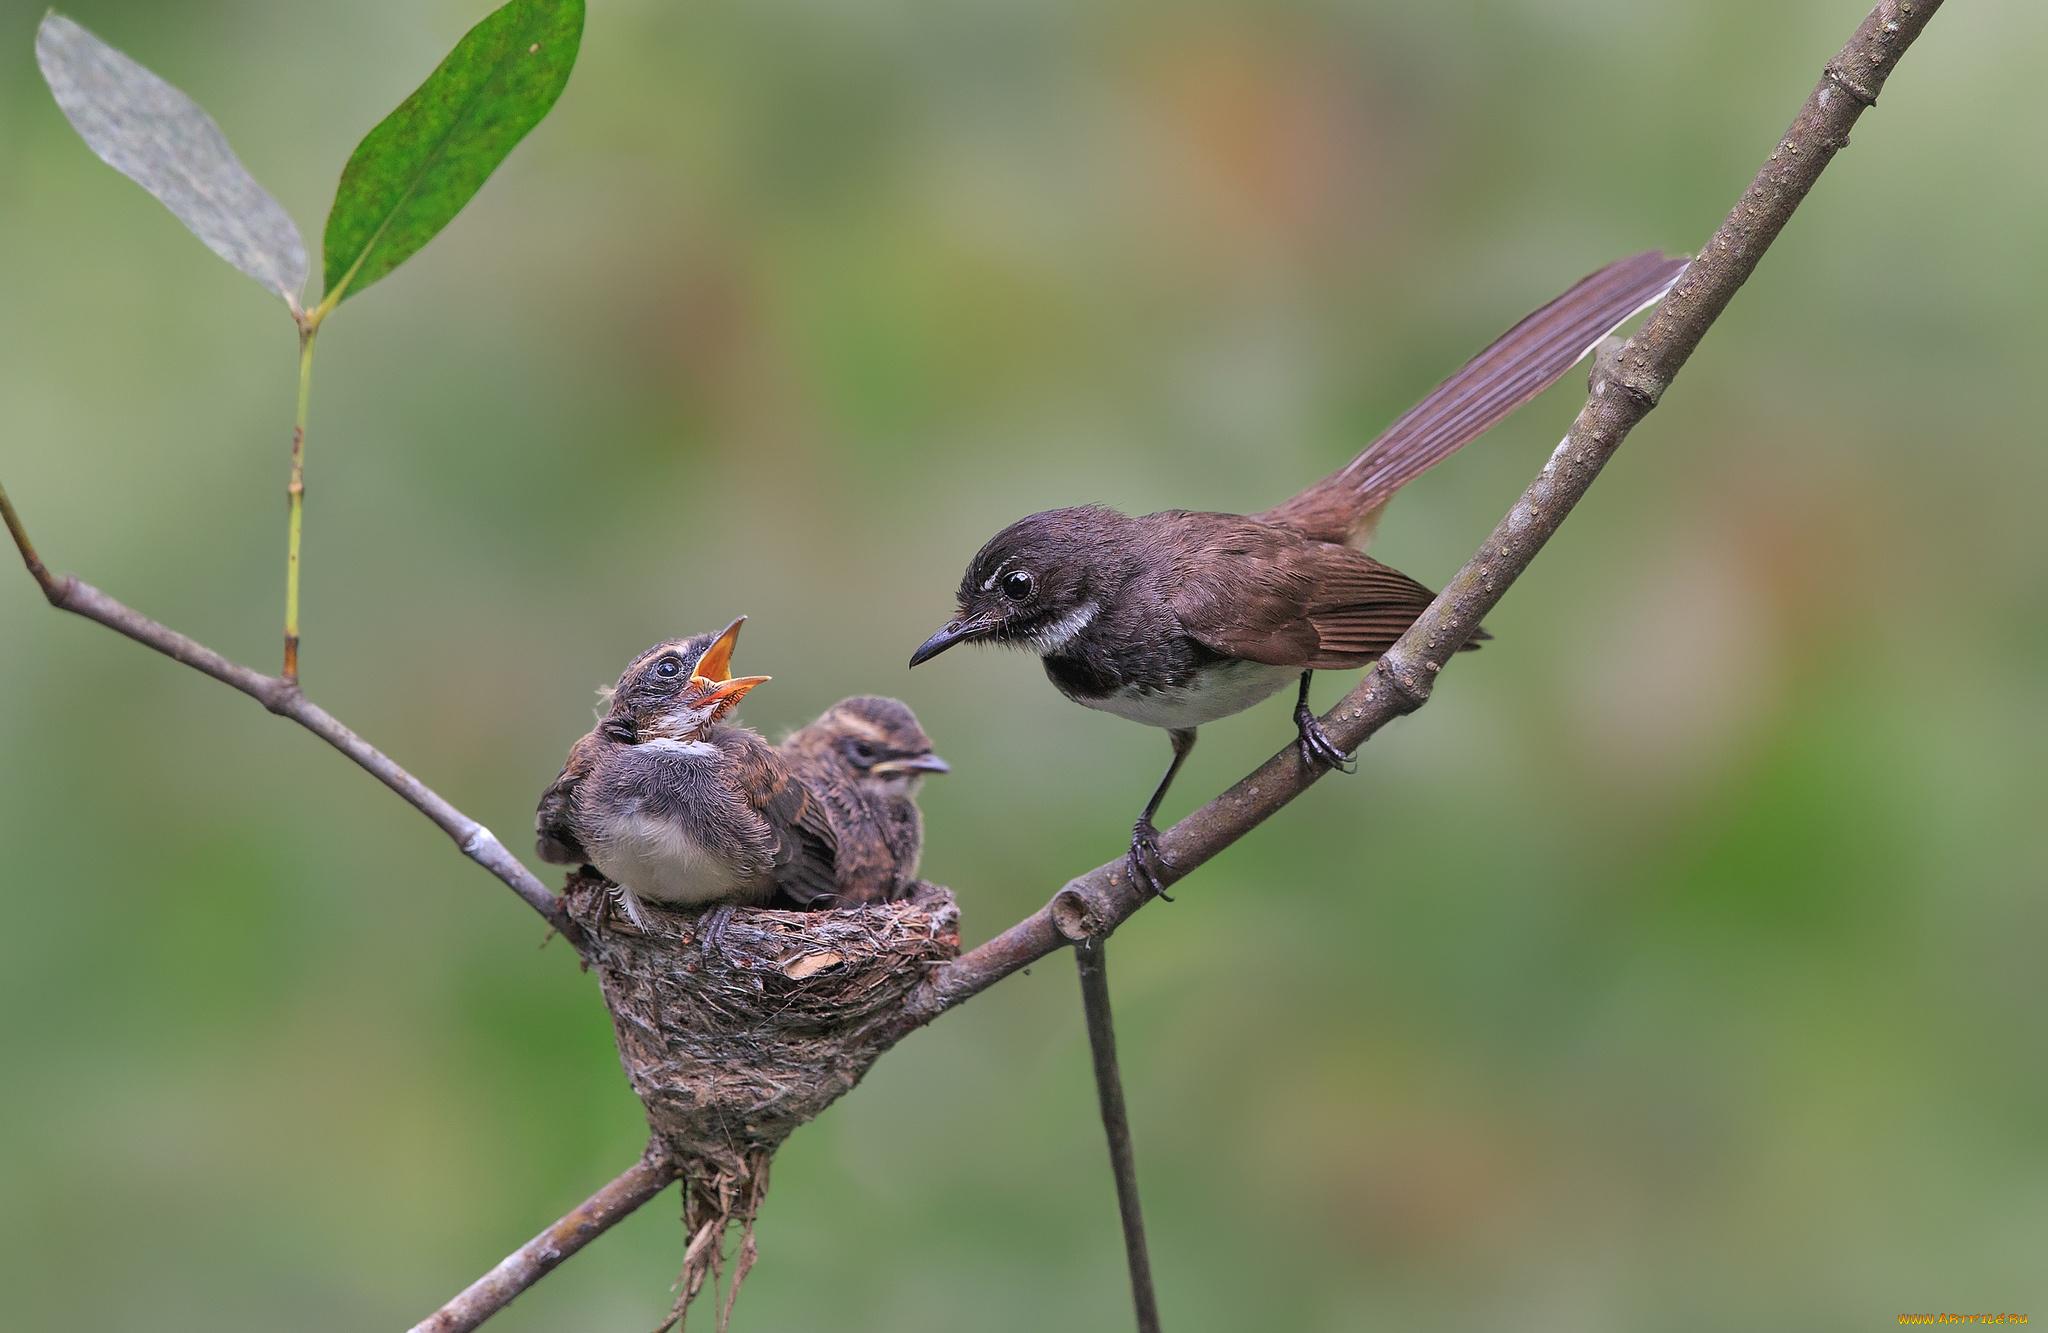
[321,0,583,308]
[37,13,308,306]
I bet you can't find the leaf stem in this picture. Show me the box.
[284,320,317,681]
[0,481,60,599]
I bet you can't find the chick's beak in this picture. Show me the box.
[690,673,770,721]
[872,752,950,777]
[909,614,994,668]
[696,616,746,683]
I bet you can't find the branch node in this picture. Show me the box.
[1052,883,1105,942]
[1373,654,1434,714]
[1824,63,1879,106]
[642,1138,678,1176]
[1591,336,1662,409]
[262,676,303,717]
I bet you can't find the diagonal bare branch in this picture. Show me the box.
[409,1146,680,1333]
[0,480,581,947]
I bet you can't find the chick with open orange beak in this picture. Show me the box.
[535,618,838,933]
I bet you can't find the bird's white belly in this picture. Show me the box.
[591,814,751,905]
[1081,659,1300,730]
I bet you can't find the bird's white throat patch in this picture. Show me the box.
[1028,601,1098,654]
[637,736,717,757]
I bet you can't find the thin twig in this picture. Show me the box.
[0,482,54,593]
[1075,937,1161,1333]
[0,481,582,947]
[408,1147,681,1333]
[891,0,1944,1036]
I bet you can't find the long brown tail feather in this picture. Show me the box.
[1260,249,1689,546]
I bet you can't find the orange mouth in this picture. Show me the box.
[689,672,770,722]
[695,616,746,683]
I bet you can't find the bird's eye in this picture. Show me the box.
[654,657,683,679]
[1001,570,1034,601]
[846,740,878,765]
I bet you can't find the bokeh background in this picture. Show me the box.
[1,0,2043,1328]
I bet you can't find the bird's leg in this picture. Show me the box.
[1293,671,1356,773]
[698,903,736,959]
[1128,728,1196,901]
[582,872,615,930]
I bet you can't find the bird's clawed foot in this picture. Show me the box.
[1294,702,1357,774]
[698,904,736,959]
[1127,818,1177,901]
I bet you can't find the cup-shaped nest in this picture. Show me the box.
[561,872,960,1329]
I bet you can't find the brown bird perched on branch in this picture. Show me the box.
[909,250,1690,895]
[778,696,949,905]
[535,618,837,933]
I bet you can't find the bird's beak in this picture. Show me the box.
[696,616,746,683]
[909,614,994,668]
[872,752,950,776]
[689,672,770,721]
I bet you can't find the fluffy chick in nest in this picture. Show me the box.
[535,618,837,934]
[778,696,949,905]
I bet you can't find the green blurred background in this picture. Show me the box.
[2,0,2043,1328]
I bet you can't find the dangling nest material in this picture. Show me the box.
[561,872,960,1330]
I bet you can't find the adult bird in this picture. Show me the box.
[908,250,1689,895]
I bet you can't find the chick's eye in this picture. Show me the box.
[1000,570,1034,601]
[846,740,877,764]
[654,658,682,679]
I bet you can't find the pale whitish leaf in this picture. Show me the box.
[37,12,307,306]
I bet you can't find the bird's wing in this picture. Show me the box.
[534,731,598,865]
[1162,514,1324,666]
[752,757,842,907]
[781,744,902,906]
[1296,554,1460,668]
[1167,516,1471,669]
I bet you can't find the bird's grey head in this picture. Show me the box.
[909,506,1132,667]
[602,618,769,743]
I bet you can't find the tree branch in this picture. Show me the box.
[0,481,582,947]
[409,1147,681,1333]
[892,0,1943,1035]
[1076,937,1161,1333]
